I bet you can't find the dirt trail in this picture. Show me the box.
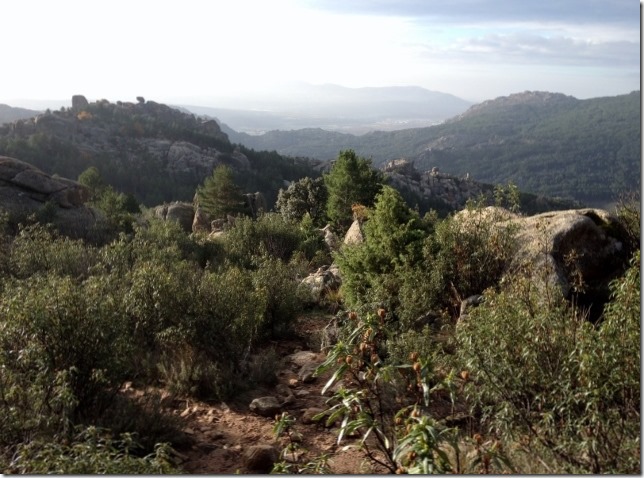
[167,312,384,474]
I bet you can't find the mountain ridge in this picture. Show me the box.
[223,90,640,207]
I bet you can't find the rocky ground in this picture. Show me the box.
[122,312,391,474]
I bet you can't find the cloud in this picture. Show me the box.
[419,32,640,68]
[304,0,637,26]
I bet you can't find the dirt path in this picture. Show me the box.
[166,312,386,474]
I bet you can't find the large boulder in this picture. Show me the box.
[456,207,630,316]
[153,201,194,232]
[0,156,105,239]
[244,192,266,219]
[300,265,342,306]
[511,208,628,306]
[192,205,210,233]
[343,219,364,245]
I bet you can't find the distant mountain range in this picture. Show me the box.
[180,84,472,134]
[0,88,639,208]
[0,104,41,124]
[222,90,641,207]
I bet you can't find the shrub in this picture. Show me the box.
[335,186,428,313]
[276,176,328,225]
[9,223,98,279]
[454,251,640,473]
[0,273,133,443]
[314,309,463,473]
[398,204,518,324]
[6,426,180,474]
[223,213,305,265]
[251,255,303,338]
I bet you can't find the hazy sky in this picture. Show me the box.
[1,0,640,107]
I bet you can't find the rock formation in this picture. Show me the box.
[384,158,491,210]
[454,206,630,318]
[71,95,89,111]
[153,202,195,233]
[0,155,104,239]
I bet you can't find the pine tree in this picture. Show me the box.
[196,165,246,219]
[324,150,383,231]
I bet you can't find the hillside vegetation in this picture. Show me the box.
[0,98,320,208]
[226,91,641,206]
[0,138,639,473]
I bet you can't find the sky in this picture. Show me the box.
[1,0,640,108]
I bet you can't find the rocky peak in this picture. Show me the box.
[451,90,578,123]
[383,159,491,210]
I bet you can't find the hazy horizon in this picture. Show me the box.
[1,0,639,110]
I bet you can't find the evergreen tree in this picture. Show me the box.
[324,149,383,231]
[336,185,427,308]
[78,166,107,201]
[196,165,246,219]
[275,176,327,225]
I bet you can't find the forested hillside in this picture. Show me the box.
[226,91,641,206]
[0,97,321,208]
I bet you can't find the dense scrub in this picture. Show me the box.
[0,209,326,472]
[0,152,639,473]
[319,189,640,474]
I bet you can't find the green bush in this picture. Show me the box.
[223,213,306,265]
[5,426,180,474]
[454,251,640,474]
[398,205,518,324]
[9,223,98,279]
[335,186,428,313]
[0,273,133,443]
[251,255,304,338]
[276,176,328,225]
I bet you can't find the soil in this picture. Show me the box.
[153,311,384,474]
[122,311,466,474]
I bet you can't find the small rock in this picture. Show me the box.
[300,407,325,425]
[243,444,279,473]
[288,378,299,387]
[207,430,225,440]
[249,396,282,417]
[298,363,318,383]
[288,351,319,367]
[197,442,217,452]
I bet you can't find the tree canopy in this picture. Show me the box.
[196,165,247,219]
[324,149,383,230]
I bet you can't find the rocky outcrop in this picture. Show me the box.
[300,265,342,306]
[153,202,194,232]
[343,220,364,245]
[71,95,89,111]
[6,96,234,182]
[0,155,105,239]
[384,159,491,210]
[455,207,630,316]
